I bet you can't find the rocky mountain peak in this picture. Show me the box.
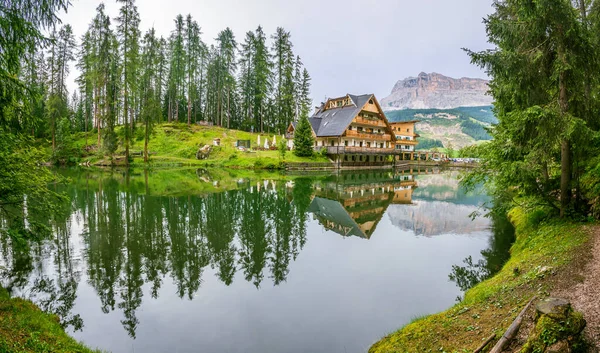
[381,72,492,110]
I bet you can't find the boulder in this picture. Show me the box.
[536,298,571,320]
[196,145,212,160]
[522,298,586,353]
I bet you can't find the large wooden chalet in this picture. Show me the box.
[287,94,413,166]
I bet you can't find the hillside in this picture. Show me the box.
[58,123,328,168]
[380,72,492,110]
[384,106,495,149]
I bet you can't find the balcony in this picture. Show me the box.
[316,146,401,155]
[345,130,392,141]
[395,139,418,145]
[353,117,386,127]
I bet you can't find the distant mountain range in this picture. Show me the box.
[380,72,493,110]
[380,73,496,149]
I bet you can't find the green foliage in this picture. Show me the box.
[460,118,491,140]
[385,106,496,125]
[52,117,80,165]
[463,0,600,218]
[102,128,118,156]
[293,115,314,157]
[416,137,444,150]
[521,312,586,353]
[458,144,485,158]
[278,139,287,160]
[0,130,65,241]
[0,287,100,353]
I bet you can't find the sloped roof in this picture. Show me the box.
[308,94,373,137]
[308,197,367,238]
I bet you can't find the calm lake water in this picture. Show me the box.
[0,168,513,353]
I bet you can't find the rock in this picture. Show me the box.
[196,145,212,160]
[536,298,571,320]
[545,341,571,353]
[380,72,493,110]
[522,298,586,353]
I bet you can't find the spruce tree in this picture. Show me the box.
[116,0,141,166]
[293,114,314,157]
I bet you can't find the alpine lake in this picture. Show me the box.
[0,167,515,353]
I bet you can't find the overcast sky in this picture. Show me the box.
[60,0,493,106]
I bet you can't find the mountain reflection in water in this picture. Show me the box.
[0,168,510,353]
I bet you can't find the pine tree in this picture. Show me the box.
[252,26,272,133]
[116,0,141,166]
[466,0,598,217]
[271,27,296,133]
[293,113,314,157]
[166,15,186,122]
[238,31,256,130]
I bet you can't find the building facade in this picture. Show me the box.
[287,93,400,166]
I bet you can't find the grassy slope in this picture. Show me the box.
[69,123,328,168]
[0,288,101,353]
[369,208,590,353]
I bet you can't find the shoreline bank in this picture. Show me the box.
[369,207,598,352]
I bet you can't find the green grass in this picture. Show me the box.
[369,207,591,353]
[65,123,329,169]
[0,287,101,353]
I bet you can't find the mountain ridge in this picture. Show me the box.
[380,72,492,110]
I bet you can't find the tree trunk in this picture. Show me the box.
[227,88,230,129]
[52,117,55,151]
[560,139,571,217]
[124,80,130,167]
[559,54,570,217]
[144,117,149,163]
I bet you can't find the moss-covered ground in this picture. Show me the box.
[0,287,101,353]
[369,207,592,353]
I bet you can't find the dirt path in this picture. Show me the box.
[555,225,600,351]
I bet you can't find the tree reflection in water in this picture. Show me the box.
[0,167,501,339]
[449,210,515,292]
[0,170,315,337]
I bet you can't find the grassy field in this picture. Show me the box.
[0,287,101,353]
[65,123,328,168]
[369,207,591,352]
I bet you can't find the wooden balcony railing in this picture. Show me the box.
[345,130,392,141]
[353,117,386,127]
[315,146,402,155]
[395,139,418,146]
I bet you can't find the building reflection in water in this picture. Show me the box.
[307,169,436,239]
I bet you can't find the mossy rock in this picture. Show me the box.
[521,298,586,353]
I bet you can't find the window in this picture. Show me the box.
[330,140,335,146]
[357,127,363,132]
[344,140,348,146]
[406,128,409,132]
[369,99,374,104]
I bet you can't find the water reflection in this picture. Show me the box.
[448,211,515,291]
[0,167,509,347]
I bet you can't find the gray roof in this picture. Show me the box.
[308,94,374,137]
[308,197,367,238]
